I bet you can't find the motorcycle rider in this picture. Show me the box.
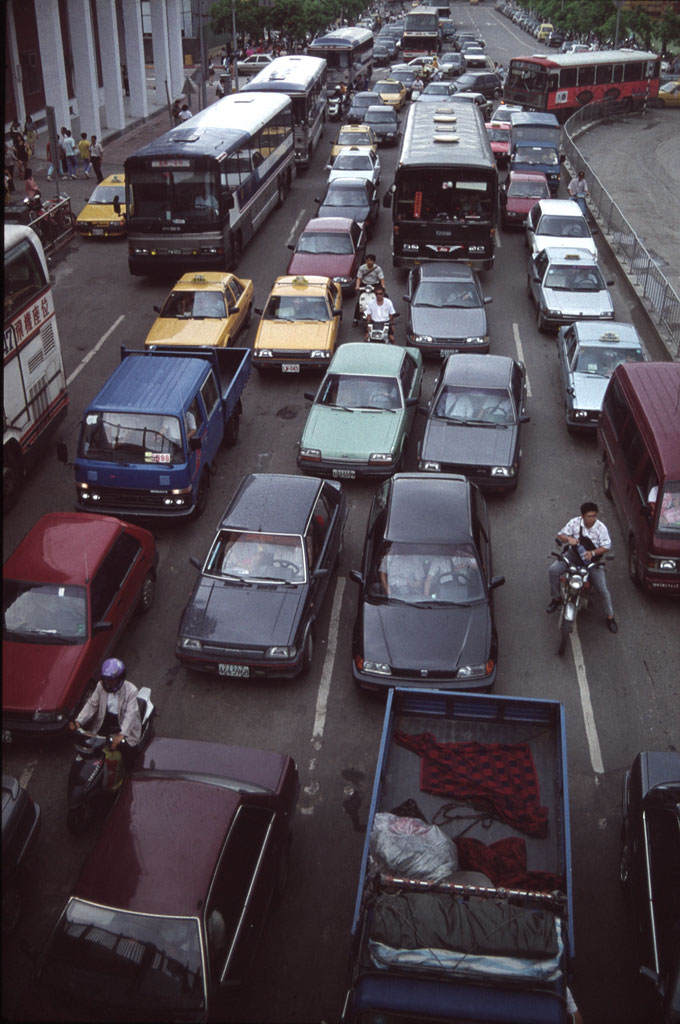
[69,658,142,769]
[568,170,589,216]
[353,253,386,325]
[546,502,618,633]
[364,285,396,343]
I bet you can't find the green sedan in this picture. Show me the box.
[297,342,423,480]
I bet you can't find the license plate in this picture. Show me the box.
[92,228,104,236]
[282,363,300,373]
[333,468,356,480]
[167,249,182,255]
[2,729,12,744]
[439,348,451,359]
[218,664,250,677]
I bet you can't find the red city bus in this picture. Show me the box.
[503,50,660,121]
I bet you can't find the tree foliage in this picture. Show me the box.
[210,0,367,49]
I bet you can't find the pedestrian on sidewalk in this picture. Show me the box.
[63,130,78,178]
[90,136,104,182]
[24,114,38,157]
[59,128,69,176]
[78,133,92,178]
[5,140,17,192]
[178,104,192,122]
[24,167,40,200]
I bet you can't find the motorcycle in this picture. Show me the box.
[551,542,610,655]
[328,85,350,121]
[357,285,399,343]
[66,686,155,835]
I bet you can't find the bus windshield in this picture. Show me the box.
[4,235,47,322]
[396,169,493,222]
[128,168,222,226]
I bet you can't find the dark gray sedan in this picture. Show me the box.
[404,262,492,356]
[315,177,379,236]
[418,354,530,491]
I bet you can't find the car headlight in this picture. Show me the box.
[420,460,441,472]
[361,659,392,676]
[32,710,65,723]
[465,336,487,345]
[311,350,330,359]
[411,334,433,344]
[299,447,322,461]
[491,466,514,477]
[266,645,295,658]
[546,307,560,316]
[369,453,394,464]
[108,220,122,227]
[457,661,492,678]
[255,349,273,358]
[574,409,589,419]
[180,637,202,650]
[333,276,353,285]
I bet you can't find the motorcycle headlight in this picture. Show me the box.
[570,577,583,590]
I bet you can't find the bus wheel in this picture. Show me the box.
[277,177,287,207]
[230,233,242,270]
[3,448,22,512]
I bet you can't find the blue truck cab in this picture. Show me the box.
[74,346,251,519]
[509,112,562,194]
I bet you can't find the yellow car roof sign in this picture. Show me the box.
[291,276,309,287]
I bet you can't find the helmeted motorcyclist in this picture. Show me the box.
[70,658,142,769]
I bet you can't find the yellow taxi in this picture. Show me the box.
[372,79,408,110]
[330,124,378,161]
[144,272,254,349]
[656,80,680,107]
[252,276,342,374]
[75,173,126,237]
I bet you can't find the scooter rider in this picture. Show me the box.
[568,170,589,216]
[354,253,386,325]
[546,501,618,633]
[69,658,142,769]
[365,285,396,342]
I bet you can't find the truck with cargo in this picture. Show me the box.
[509,112,562,195]
[72,346,251,519]
[343,687,574,1024]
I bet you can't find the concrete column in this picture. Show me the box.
[122,0,148,119]
[96,0,125,131]
[166,0,186,103]
[34,0,71,132]
[67,0,101,138]
[6,1,25,125]
[150,0,172,110]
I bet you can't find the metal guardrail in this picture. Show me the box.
[29,195,77,255]
[563,100,680,360]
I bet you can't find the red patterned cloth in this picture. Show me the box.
[456,836,564,893]
[393,731,549,838]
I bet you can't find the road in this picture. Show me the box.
[3,6,679,1024]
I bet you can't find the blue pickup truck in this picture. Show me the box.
[509,112,562,195]
[73,346,251,519]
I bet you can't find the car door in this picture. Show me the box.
[399,351,422,443]
[88,531,146,667]
[199,371,224,459]
[305,486,341,615]
[529,251,548,306]
[560,327,578,410]
[526,202,540,248]
[226,278,246,341]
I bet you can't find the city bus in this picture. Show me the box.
[384,102,498,270]
[308,27,373,89]
[241,55,327,169]
[503,49,661,121]
[4,225,69,509]
[125,92,294,275]
[401,5,441,59]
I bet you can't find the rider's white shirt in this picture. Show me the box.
[366,296,395,322]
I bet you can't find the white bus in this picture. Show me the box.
[4,225,69,509]
[242,55,327,169]
[125,92,295,275]
[308,27,374,89]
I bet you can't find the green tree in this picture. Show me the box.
[657,8,680,52]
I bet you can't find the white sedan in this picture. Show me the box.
[326,147,381,188]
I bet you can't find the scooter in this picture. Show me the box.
[328,85,350,121]
[552,542,607,655]
[66,687,155,835]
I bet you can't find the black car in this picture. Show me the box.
[620,751,680,1023]
[418,354,530,491]
[350,473,504,692]
[315,178,379,236]
[363,105,401,146]
[176,474,346,679]
[454,71,504,100]
[404,262,492,356]
[2,774,40,934]
[347,91,380,124]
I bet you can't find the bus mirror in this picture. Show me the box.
[221,191,234,211]
[113,196,122,216]
[382,191,393,208]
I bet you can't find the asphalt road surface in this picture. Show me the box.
[3,6,679,1023]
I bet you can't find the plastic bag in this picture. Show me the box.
[369,812,458,883]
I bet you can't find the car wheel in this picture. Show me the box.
[229,233,242,270]
[536,307,547,333]
[301,628,314,676]
[194,472,209,519]
[138,570,156,614]
[628,536,640,587]
[277,176,287,206]
[602,459,612,498]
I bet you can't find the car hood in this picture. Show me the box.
[3,640,86,716]
[181,578,306,647]
[288,252,356,278]
[410,305,487,340]
[145,318,226,347]
[542,286,613,318]
[302,405,404,457]
[78,205,126,225]
[422,419,517,467]
[570,372,610,411]
[255,320,335,353]
[327,170,375,186]
[507,196,543,215]
[362,599,490,672]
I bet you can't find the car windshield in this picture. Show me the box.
[159,290,227,319]
[375,82,401,94]
[39,899,205,1015]
[87,185,124,205]
[545,264,605,291]
[204,530,306,583]
[424,84,451,94]
[574,345,645,376]
[538,216,590,239]
[434,385,514,425]
[487,127,509,143]
[656,482,680,534]
[368,541,485,604]
[323,188,368,208]
[296,232,353,255]
[317,373,402,410]
[516,147,560,166]
[80,411,187,465]
[365,112,394,125]
[334,155,372,171]
[415,280,480,308]
[3,582,87,644]
[338,131,370,146]
[263,294,330,321]
[508,180,550,198]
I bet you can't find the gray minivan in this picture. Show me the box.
[363,105,401,146]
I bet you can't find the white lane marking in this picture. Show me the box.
[66,315,126,386]
[301,576,345,815]
[496,229,501,250]
[287,210,306,248]
[20,759,38,789]
[570,627,605,774]
[513,322,532,396]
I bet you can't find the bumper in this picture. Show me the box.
[565,409,600,431]
[352,661,496,692]
[541,311,614,331]
[175,649,305,679]
[297,456,401,480]
[409,338,490,357]
[3,707,77,738]
[77,225,126,238]
[253,356,331,373]
[76,496,197,519]
[128,252,225,276]
[640,572,680,596]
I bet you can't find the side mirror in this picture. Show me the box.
[484,296,492,304]
[418,404,428,414]
[287,243,295,251]
[189,556,202,570]
[349,569,363,585]
[402,294,411,303]
[490,575,505,590]
[606,279,615,286]
[334,308,342,317]
[520,413,531,423]
[313,567,330,580]
[304,391,316,401]
[405,396,418,408]
[93,621,113,634]
[221,191,234,211]
[254,307,263,316]
[112,196,122,216]
[382,190,393,208]
[314,197,321,204]
[153,305,161,313]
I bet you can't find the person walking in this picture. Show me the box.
[5,141,16,192]
[24,167,40,201]
[23,114,37,157]
[45,139,60,181]
[178,103,192,122]
[78,133,92,178]
[90,135,104,182]
[63,129,77,178]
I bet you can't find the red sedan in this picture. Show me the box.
[287,216,366,295]
[2,513,157,737]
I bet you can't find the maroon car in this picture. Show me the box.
[2,513,157,737]
[485,120,511,168]
[37,737,299,1021]
[500,170,550,230]
[287,216,366,295]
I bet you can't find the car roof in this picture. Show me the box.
[365,105,396,115]
[610,363,680,475]
[385,473,472,544]
[509,170,549,182]
[441,353,515,387]
[3,513,127,584]
[302,216,354,232]
[570,321,642,348]
[173,271,239,292]
[270,275,332,295]
[416,262,476,282]
[542,247,598,265]
[222,473,323,533]
[98,173,125,187]
[328,341,406,376]
[536,199,584,217]
[338,124,372,133]
[326,177,370,189]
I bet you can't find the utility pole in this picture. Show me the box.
[232,0,239,91]
[199,0,207,110]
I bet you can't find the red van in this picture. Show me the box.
[598,362,680,595]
